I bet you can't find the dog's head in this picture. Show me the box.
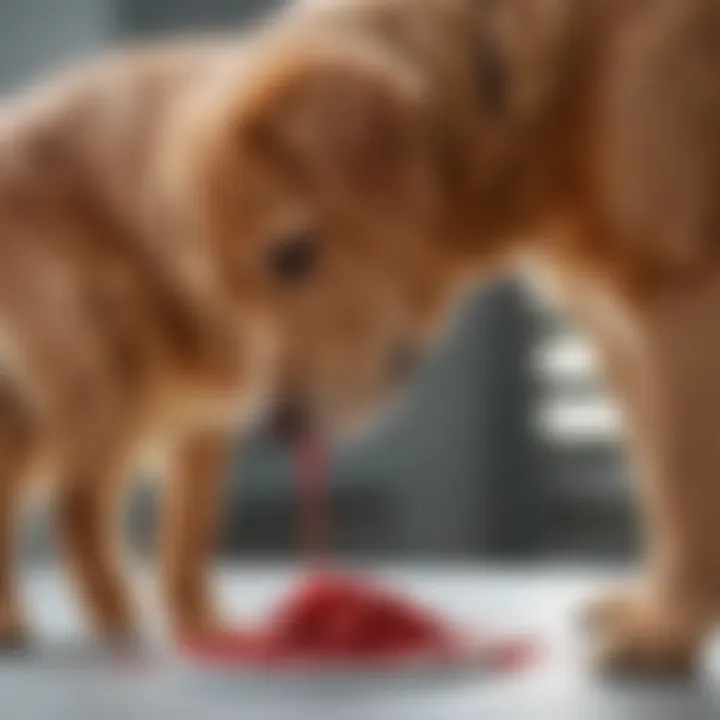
[166,37,461,439]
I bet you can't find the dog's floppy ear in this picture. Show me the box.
[237,41,430,206]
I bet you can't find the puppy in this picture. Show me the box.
[0,36,453,646]
[253,0,720,674]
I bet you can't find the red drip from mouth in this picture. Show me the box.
[294,438,329,563]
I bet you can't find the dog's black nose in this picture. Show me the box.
[387,342,421,386]
[262,395,312,445]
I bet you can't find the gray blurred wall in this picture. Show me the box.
[0,0,113,91]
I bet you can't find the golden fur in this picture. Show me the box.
[0,0,719,674]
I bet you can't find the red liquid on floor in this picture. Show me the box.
[182,439,538,672]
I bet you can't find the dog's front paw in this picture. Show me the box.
[0,626,28,655]
[581,586,704,676]
[580,585,640,633]
[0,606,29,655]
[169,601,227,643]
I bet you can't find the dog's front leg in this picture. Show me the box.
[159,429,232,641]
[580,278,720,675]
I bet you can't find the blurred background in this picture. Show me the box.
[0,0,637,567]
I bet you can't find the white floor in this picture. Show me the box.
[3,564,720,719]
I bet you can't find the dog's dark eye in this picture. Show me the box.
[267,231,319,284]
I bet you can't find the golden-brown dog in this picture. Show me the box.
[1,0,719,675]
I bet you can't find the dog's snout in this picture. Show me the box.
[387,342,421,386]
[261,395,312,445]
